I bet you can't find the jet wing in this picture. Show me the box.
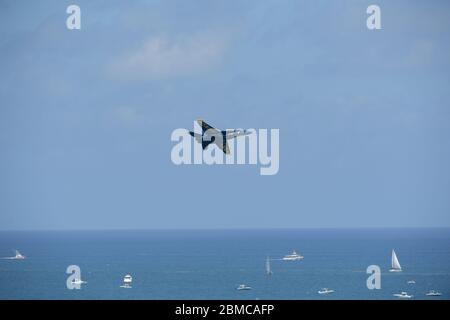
[214,139,230,154]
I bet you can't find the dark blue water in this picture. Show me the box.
[0,229,449,299]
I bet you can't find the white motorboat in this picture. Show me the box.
[120,274,133,288]
[393,292,413,299]
[71,278,86,285]
[425,290,442,297]
[318,288,334,295]
[237,284,252,291]
[123,274,132,283]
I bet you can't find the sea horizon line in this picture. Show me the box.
[0,226,449,232]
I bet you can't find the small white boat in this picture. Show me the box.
[266,256,273,275]
[318,288,334,295]
[393,292,413,299]
[120,274,133,288]
[425,290,442,297]
[71,278,86,285]
[237,284,252,291]
[282,250,304,261]
[407,280,415,284]
[389,249,402,272]
[2,250,27,260]
[123,274,132,283]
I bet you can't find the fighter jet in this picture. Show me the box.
[189,119,252,154]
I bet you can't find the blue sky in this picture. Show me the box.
[0,0,449,230]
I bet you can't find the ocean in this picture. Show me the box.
[0,228,449,300]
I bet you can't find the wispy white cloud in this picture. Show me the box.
[108,31,229,80]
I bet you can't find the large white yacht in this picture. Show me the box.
[282,250,304,261]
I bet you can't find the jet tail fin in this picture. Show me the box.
[190,120,229,153]
[196,119,219,135]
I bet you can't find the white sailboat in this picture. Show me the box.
[1,250,26,260]
[266,256,273,275]
[389,249,402,272]
[13,250,26,259]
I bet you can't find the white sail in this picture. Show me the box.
[266,257,272,275]
[13,250,25,259]
[391,249,402,270]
